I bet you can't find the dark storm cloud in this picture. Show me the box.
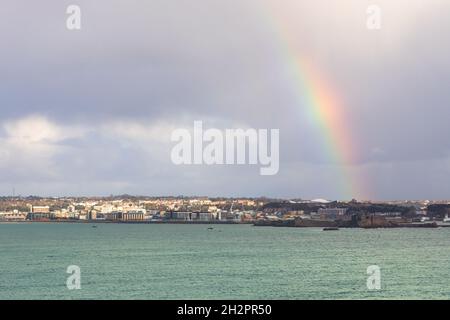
[0,0,285,123]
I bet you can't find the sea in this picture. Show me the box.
[0,222,449,299]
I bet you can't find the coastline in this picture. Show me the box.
[2,219,450,228]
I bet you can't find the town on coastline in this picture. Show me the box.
[2,195,450,229]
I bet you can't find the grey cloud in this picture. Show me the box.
[1,0,450,200]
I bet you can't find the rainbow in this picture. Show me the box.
[290,57,364,200]
[262,7,368,200]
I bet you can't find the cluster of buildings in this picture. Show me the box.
[254,199,450,228]
[0,197,261,223]
[1,197,449,227]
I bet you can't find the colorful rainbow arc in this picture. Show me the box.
[262,7,369,200]
[290,57,362,200]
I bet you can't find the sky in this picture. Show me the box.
[1,0,450,200]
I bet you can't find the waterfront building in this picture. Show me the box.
[51,210,70,219]
[68,212,80,220]
[88,210,98,220]
[31,206,50,214]
[167,211,192,220]
[104,211,145,221]
[317,208,348,220]
[0,212,27,221]
[285,210,305,219]
[122,211,145,221]
[28,212,51,221]
[197,212,214,221]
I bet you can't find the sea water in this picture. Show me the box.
[0,223,449,299]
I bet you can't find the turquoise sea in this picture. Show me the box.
[0,222,449,299]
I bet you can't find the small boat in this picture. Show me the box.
[92,225,98,228]
[323,227,339,231]
[207,227,214,230]
[443,215,450,223]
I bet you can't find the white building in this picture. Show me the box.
[0,212,27,221]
